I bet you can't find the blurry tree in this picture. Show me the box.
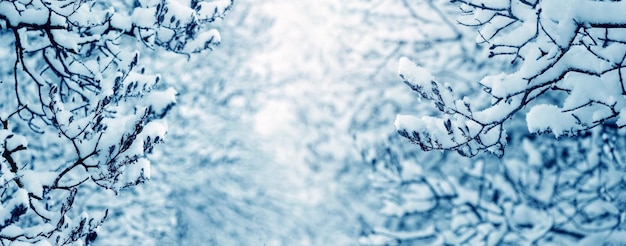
[0,0,231,244]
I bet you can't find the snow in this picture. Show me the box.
[137,0,160,7]
[162,1,194,26]
[479,125,501,147]
[98,115,136,156]
[526,104,576,137]
[20,170,57,198]
[0,2,48,26]
[4,133,27,151]
[110,13,132,32]
[182,29,221,53]
[145,86,177,115]
[572,0,626,27]
[137,158,150,179]
[0,225,24,238]
[540,2,577,47]
[479,73,511,98]
[131,7,157,28]
[141,120,168,141]
[197,0,232,20]
[124,157,151,182]
[50,30,79,52]
[394,114,424,134]
[561,72,609,110]
[398,57,435,90]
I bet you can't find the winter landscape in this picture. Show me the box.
[1,0,626,245]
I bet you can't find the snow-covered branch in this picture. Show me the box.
[397,0,626,157]
[0,0,232,244]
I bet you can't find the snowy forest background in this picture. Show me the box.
[2,0,626,245]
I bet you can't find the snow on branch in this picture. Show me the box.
[396,57,505,157]
[397,0,626,157]
[0,0,232,244]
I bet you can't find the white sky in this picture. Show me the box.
[252,1,340,136]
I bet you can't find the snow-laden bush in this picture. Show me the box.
[0,0,231,244]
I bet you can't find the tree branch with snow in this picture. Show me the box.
[396,0,626,157]
[0,0,232,244]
